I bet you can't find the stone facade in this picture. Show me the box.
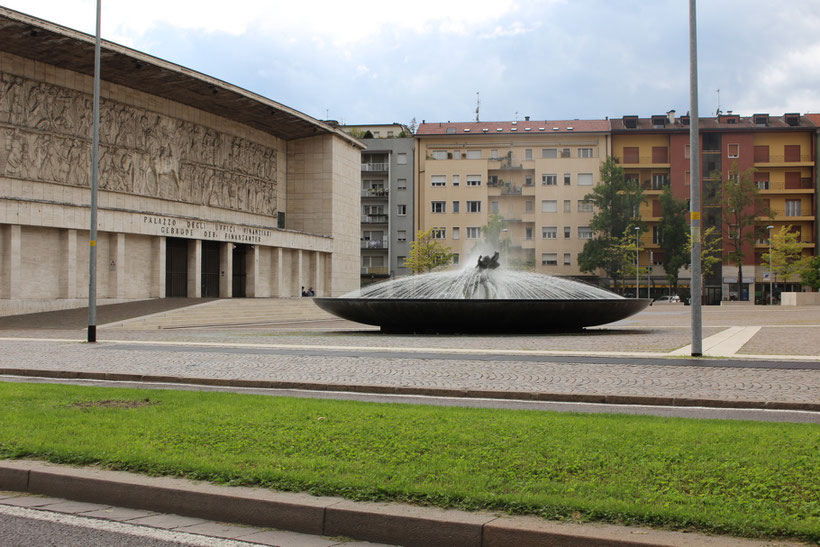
[0,14,361,312]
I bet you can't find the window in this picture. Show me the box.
[623,147,639,164]
[564,173,571,186]
[542,200,557,213]
[452,150,461,160]
[563,253,571,265]
[397,256,406,267]
[560,148,571,158]
[431,175,446,187]
[397,178,407,190]
[577,200,593,212]
[651,146,668,163]
[684,171,691,187]
[785,172,802,189]
[387,131,393,137]
[452,175,460,186]
[432,150,448,160]
[653,226,661,245]
[652,174,669,189]
[755,172,770,190]
[431,227,446,239]
[431,201,446,213]
[578,226,593,239]
[563,200,571,212]
[577,173,593,186]
[525,175,533,186]
[541,253,558,266]
[397,204,406,216]
[727,143,739,158]
[525,148,533,160]
[525,227,533,240]
[542,174,557,186]
[452,227,460,240]
[397,153,407,165]
[467,227,481,239]
[684,144,690,159]
[786,200,802,216]
[452,254,459,265]
[452,201,460,213]
[578,147,593,158]
[467,200,481,213]
[491,149,498,159]
[466,175,481,186]
[753,145,769,163]
[466,150,481,159]
[373,131,380,137]
[542,226,557,239]
[525,200,534,213]
[784,145,801,162]
[491,201,499,213]
[564,226,571,239]
[542,148,557,158]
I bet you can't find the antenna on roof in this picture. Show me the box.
[715,89,721,116]
[475,92,480,122]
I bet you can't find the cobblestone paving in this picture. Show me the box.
[1,338,818,405]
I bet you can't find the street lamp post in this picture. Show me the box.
[635,226,640,299]
[767,225,774,305]
[648,250,653,300]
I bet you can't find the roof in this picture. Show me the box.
[416,119,610,136]
[0,7,361,145]
[609,113,817,132]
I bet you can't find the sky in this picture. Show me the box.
[5,0,820,126]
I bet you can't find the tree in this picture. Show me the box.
[721,162,772,299]
[657,187,689,294]
[480,213,505,250]
[686,225,722,280]
[762,225,809,282]
[578,156,645,290]
[403,228,454,274]
[800,256,820,290]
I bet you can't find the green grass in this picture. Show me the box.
[0,382,817,541]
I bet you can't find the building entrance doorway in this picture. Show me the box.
[201,241,220,297]
[165,238,188,297]
[232,244,247,297]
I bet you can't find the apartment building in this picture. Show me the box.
[415,120,610,277]
[611,112,817,303]
[343,124,415,284]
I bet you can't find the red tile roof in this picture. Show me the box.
[416,119,610,136]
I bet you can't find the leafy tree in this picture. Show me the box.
[762,225,809,282]
[578,156,645,290]
[403,228,454,274]
[686,225,722,280]
[800,256,820,290]
[481,214,505,249]
[657,187,689,293]
[721,162,772,298]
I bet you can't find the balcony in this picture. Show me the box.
[361,266,389,276]
[362,188,389,198]
[361,163,389,172]
[754,154,814,166]
[487,180,523,196]
[620,155,671,167]
[757,179,815,194]
[488,157,527,170]
[361,239,388,249]
[361,214,389,224]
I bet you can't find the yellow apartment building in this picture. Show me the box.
[415,119,610,278]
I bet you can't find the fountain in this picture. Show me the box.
[315,252,649,333]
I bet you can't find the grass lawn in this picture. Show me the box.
[0,381,817,542]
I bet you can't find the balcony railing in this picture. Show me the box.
[621,155,670,165]
[361,163,389,171]
[755,154,814,163]
[361,214,389,224]
[362,188,389,197]
[361,266,389,276]
[361,240,388,249]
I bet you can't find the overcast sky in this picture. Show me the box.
[6,1,820,126]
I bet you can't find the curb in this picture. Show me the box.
[1,368,818,412]
[0,460,782,547]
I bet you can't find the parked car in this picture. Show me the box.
[653,295,681,304]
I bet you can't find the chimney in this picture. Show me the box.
[525,116,530,121]
[667,110,676,124]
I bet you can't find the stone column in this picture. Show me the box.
[187,239,201,298]
[272,247,283,297]
[1,225,22,299]
[246,245,259,297]
[293,249,303,297]
[153,236,166,298]
[219,242,233,298]
[110,233,126,298]
[63,229,78,298]
[311,251,321,295]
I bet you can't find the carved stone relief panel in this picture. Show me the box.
[0,71,278,216]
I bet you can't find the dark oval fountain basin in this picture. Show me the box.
[314,297,650,333]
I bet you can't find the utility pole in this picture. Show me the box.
[635,226,640,299]
[88,0,101,343]
[767,225,774,305]
[689,0,703,356]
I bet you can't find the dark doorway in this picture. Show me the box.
[232,244,247,297]
[201,241,220,297]
[165,238,188,297]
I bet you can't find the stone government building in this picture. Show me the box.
[0,8,363,313]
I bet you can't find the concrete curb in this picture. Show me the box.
[0,460,786,547]
[1,368,818,412]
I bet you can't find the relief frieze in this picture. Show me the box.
[0,71,278,217]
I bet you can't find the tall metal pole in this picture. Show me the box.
[88,0,101,343]
[767,225,774,305]
[635,226,640,299]
[689,0,703,356]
